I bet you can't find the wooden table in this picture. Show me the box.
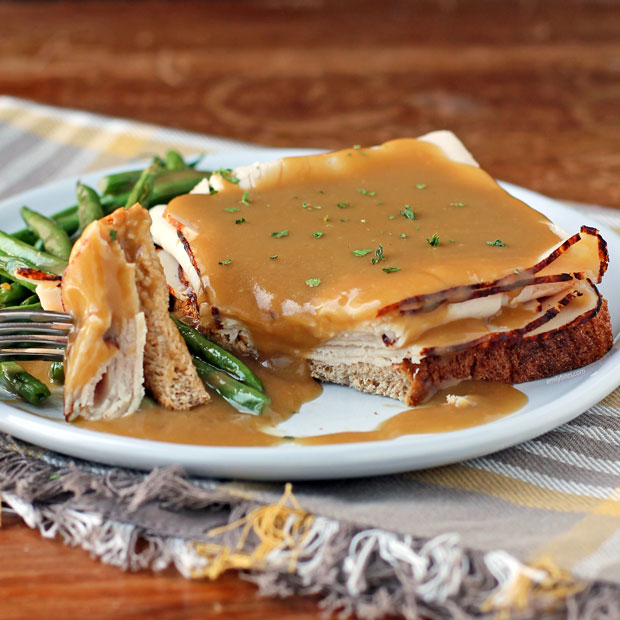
[1,1,619,618]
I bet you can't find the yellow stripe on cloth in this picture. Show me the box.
[409,465,604,513]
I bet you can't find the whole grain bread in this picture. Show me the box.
[105,205,209,410]
[309,299,613,405]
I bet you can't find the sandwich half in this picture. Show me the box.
[151,133,613,405]
[62,204,209,420]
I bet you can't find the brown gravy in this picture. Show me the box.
[74,362,526,447]
[166,138,564,356]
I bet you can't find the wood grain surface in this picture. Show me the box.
[1,1,619,619]
[1,0,619,207]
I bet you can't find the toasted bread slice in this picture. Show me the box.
[62,205,209,420]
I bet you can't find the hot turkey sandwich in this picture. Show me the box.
[150,132,612,406]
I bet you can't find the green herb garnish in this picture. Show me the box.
[449,201,466,207]
[216,168,240,184]
[271,230,289,238]
[312,231,324,238]
[400,233,407,239]
[371,244,385,264]
[270,255,278,260]
[352,249,372,257]
[426,233,440,247]
[305,278,321,287]
[382,266,401,274]
[400,205,416,220]
[358,188,376,197]
[487,239,507,246]
[109,230,117,241]
[241,192,251,206]
[337,202,350,209]
[416,183,426,189]
[218,259,232,265]
[235,218,246,224]
[225,207,239,213]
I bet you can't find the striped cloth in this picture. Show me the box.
[2,95,620,616]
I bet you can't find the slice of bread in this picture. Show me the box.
[308,298,613,405]
[62,205,209,420]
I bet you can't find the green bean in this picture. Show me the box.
[0,232,66,275]
[0,254,49,290]
[98,170,142,196]
[164,150,188,171]
[11,229,39,245]
[0,361,50,404]
[49,361,64,384]
[20,206,72,260]
[171,315,264,392]
[0,282,30,307]
[19,294,39,306]
[76,182,104,232]
[3,301,42,310]
[125,158,164,209]
[193,358,269,415]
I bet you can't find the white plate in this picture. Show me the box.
[0,148,618,480]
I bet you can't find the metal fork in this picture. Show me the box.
[0,309,71,360]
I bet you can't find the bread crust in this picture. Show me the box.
[309,300,613,406]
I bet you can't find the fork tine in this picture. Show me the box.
[0,348,64,361]
[0,309,72,324]
[0,322,71,335]
[0,334,67,346]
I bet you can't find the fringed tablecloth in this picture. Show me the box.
[1,96,620,620]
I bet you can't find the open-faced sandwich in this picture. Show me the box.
[147,132,611,411]
[11,131,610,427]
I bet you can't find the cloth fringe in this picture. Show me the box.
[2,441,620,619]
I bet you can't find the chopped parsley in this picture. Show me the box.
[225,207,239,213]
[514,268,520,274]
[218,259,232,265]
[235,217,246,224]
[353,144,361,150]
[216,168,240,184]
[109,230,117,241]
[371,244,385,264]
[400,204,416,220]
[271,229,289,238]
[337,202,350,209]
[270,255,278,260]
[352,248,372,257]
[358,188,376,197]
[382,266,401,274]
[388,215,395,220]
[416,183,427,189]
[305,278,321,288]
[317,189,325,194]
[487,239,507,246]
[240,191,250,206]
[426,233,440,247]
[340,218,348,222]
[312,231,324,238]
[400,233,407,239]
[449,201,466,207]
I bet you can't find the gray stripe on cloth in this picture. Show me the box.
[0,141,84,199]
[482,445,620,489]
[535,428,620,461]
[516,441,620,478]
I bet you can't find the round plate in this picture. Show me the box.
[0,148,618,480]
